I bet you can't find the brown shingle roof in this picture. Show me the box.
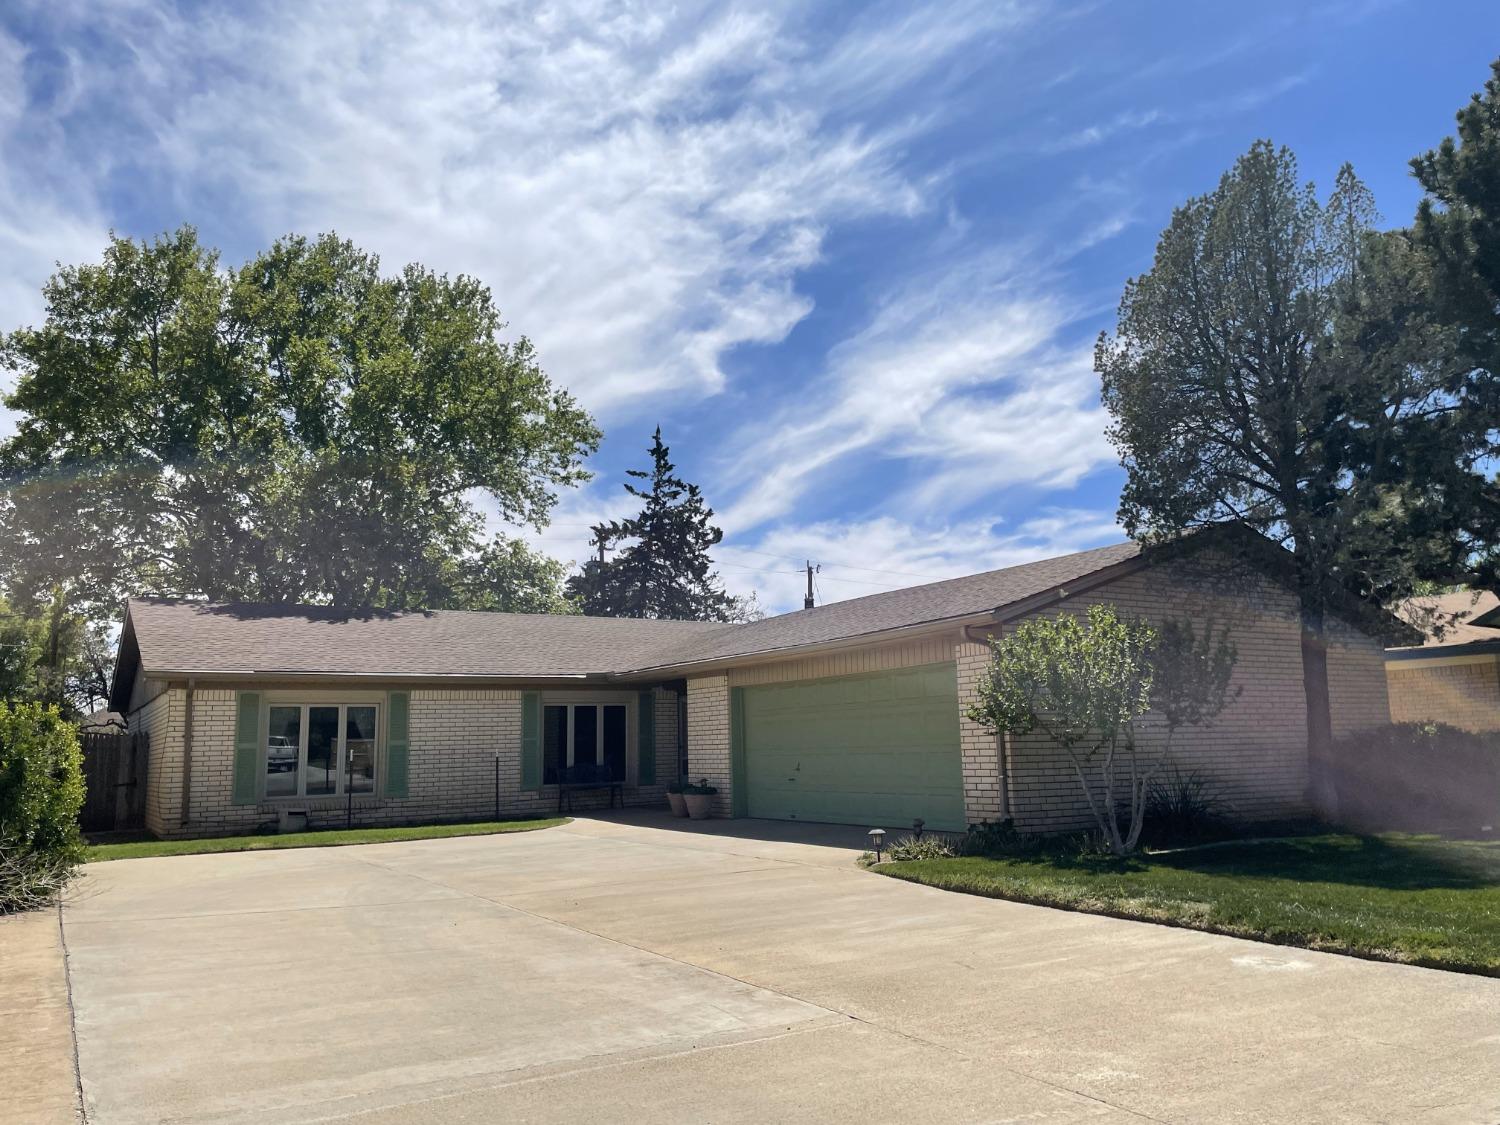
[1391,590,1500,649]
[632,539,1146,670]
[124,599,732,679]
[117,540,1147,692]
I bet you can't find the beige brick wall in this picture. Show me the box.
[726,636,955,687]
[1387,656,1500,732]
[133,687,183,838]
[143,682,681,839]
[955,641,1003,825]
[1000,559,1390,833]
[1327,617,1393,738]
[686,675,732,817]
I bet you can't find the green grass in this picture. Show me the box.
[875,833,1500,975]
[85,817,569,861]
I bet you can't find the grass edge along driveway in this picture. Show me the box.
[86,817,569,861]
[874,833,1500,976]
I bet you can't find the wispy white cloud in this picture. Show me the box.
[715,242,1117,535]
[717,508,1124,612]
[0,0,1027,418]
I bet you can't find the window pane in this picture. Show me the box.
[266,706,301,798]
[573,705,598,768]
[602,705,627,781]
[543,706,567,784]
[307,706,339,796]
[346,706,377,795]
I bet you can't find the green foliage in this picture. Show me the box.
[1144,767,1231,846]
[957,819,1044,858]
[1330,722,1500,833]
[0,846,77,914]
[968,605,1238,855]
[448,537,580,615]
[875,834,1500,975]
[681,778,718,796]
[969,605,1156,753]
[1095,139,1490,807]
[1413,59,1500,403]
[567,428,757,621]
[885,834,957,861]
[0,228,597,632]
[1408,59,1500,591]
[0,702,83,910]
[0,594,110,716]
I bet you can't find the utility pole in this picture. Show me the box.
[804,561,819,610]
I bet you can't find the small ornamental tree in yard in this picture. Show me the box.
[968,606,1238,856]
[0,702,85,912]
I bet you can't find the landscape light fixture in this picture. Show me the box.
[867,827,887,862]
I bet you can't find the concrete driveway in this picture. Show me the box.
[54,814,1500,1124]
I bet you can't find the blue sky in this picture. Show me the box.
[2,0,1496,612]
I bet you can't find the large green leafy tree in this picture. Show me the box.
[568,428,757,621]
[1097,141,1489,813]
[0,228,597,630]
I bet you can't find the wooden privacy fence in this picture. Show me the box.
[80,729,149,833]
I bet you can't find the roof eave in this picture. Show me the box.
[616,611,1002,679]
[140,668,598,684]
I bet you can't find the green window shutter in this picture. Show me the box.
[386,691,410,798]
[521,692,542,790]
[231,692,261,805]
[637,690,656,786]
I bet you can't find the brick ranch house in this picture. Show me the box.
[109,532,1398,840]
[1386,590,1500,733]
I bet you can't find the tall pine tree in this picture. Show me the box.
[568,429,757,621]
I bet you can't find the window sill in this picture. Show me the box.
[259,796,383,811]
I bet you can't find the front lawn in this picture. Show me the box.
[875,833,1500,975]
[86,817,568,861]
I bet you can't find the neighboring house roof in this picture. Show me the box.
[1387,590,1500,661]
[108,529,1407,710]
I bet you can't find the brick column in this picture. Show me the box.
[956,642,1004,825]
[686,675,734,817]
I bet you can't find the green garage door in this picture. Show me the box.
[741,662,967,832]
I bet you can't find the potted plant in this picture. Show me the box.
[665,780,689,818]
[682,778,717,820]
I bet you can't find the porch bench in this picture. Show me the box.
[556,763,622,812]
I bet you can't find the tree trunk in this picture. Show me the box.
[1299,598,1339,820]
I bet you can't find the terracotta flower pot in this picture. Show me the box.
[684,792,714,820]
[666,791,688,817]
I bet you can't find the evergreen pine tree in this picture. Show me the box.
[568,429,757,621]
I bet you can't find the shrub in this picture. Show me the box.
[0,703,84,912]
[1142,767,1231,846]
[1330,722,1499,833]
[957,819,1043,857]
[0,846,76,912]
[886,834,957,861]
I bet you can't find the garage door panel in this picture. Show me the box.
[742,663,967,832]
